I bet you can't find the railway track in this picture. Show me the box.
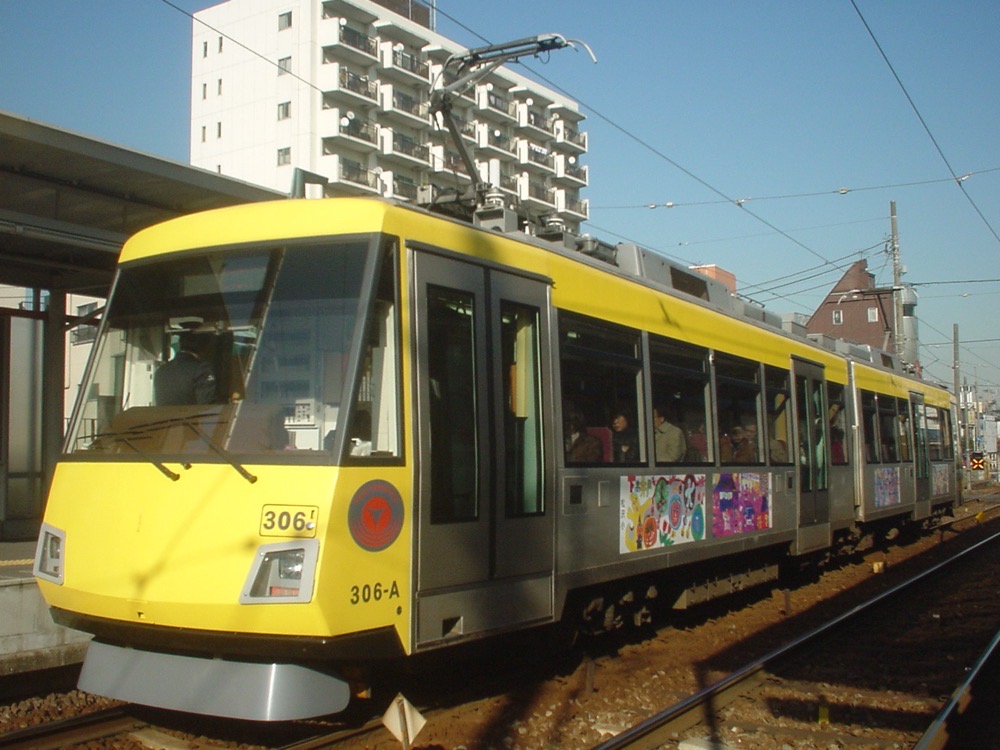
[0,705,144,749]
[593,526,1000,750]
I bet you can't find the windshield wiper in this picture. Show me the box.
[107,435,189,482]
[179,419,258,484]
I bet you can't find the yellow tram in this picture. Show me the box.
[34,196,958,720]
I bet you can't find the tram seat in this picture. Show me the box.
[586,426,613,462]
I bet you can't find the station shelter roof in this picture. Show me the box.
[0,110,282,295]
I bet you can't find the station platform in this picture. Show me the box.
[0,539,89,676]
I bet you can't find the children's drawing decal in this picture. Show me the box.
[874,467,901,508]
[711,472,771,537]
[620,474,706,554]
[932,464,950,496]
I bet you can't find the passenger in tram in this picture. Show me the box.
[686,421,708,462]
[610,406,640,463]
[830,426,846,464]
[769,437,789,463]
[738,422,759,462]
[564,403,603,464]
[154,333,217,406]
[653,404,686,463]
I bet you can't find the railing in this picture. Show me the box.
[525,109,552,133]
[564,162,587,181]
[339,69,378,100]
[340,159,377,188]
[564,196,588,215]
[487,91,513,117]
[340,26,377,57]
[441,151,469,175]
[392,90,422,117]
[487,130,515,153]
[562,125,587,149]
[392,49,429,79]
[341,120,376,144]
[392,133,429,161]
[499,172,519,192]
[527,148,554,169]
[528,181,552,202]
[393,179,419,200]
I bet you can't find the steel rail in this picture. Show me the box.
[912,626,1000,750]
[592,528,1000,750]
[0,705,141,749]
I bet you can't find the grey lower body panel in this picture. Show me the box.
[79,640,351,721]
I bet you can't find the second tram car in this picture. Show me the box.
[34,197,958,720]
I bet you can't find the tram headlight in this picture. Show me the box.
[240,539,319,604]
[34,523,66,585]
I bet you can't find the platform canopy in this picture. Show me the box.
[0,110,282,294]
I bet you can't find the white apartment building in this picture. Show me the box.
[190,0,589,229]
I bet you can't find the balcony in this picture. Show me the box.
[498,169,520,196]
[478,127,516,159]
[382,86,427,127]
[431,147,473,182]
[382,131,430,167]
[478,88,516,123]
[517,106,554,140]
[391,177,420,202]
[323,68,379,109]
[321,25,378,66]
[554,155,588,187]
[521,179,555,212]
[557,191,589,221]
[380,45,430,84]
[518,141,555,174]
[553,121,588,155]
[336,157,381,194]
[321,113,378,155]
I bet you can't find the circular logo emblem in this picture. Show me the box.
[348,480,404,552]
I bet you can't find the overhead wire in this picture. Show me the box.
[849,0,1000,247]
[591,167,1000,211]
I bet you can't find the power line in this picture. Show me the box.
[430,2,848,275]
[850,0,1000,247]
[590,167,1000,210]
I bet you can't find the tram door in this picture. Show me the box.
[911,392,931,517]
[413,250,553,645]
[793,360,830,528]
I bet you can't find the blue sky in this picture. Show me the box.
[1,0,997,393]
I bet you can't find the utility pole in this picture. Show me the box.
[955,324,969,493]
[890,201,904,361]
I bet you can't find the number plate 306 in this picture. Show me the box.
[260,505,319,538]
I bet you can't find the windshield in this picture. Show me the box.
[67,236,400,463]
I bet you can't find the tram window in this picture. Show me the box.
[502,302,543,516]
[559,313,644,466]
[427,285,479,523]
[861,390,880,463]
[764,366,793,465]
[896,397,912,462]
[827,382,848,465]
[715,354,762,464]
[649,336,710,464]
[878,395,899,462]
[929,406,954,460]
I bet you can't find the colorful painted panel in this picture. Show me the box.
[620,474,706,554]
[932,464,950,496]
[711,472,771,537]
[874,466,901,507]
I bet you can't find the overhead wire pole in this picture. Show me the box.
[890,201,905,362]
[954,324,969,494]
